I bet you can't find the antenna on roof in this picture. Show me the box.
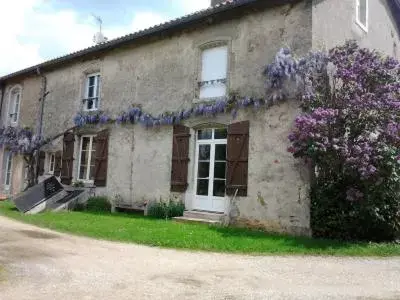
[92,14,108,45]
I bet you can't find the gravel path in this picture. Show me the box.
[0,216,399,300]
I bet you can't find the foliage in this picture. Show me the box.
[1,200,400,256]
[73,95,269,128]
[0,126,43,154]
[147,199,185,219]
[72,181,85,188]
[265,41,400,241]
[84,196,111,213]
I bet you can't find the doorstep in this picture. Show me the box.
[173,210,224,225]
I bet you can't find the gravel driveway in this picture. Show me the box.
[0,216,399,300]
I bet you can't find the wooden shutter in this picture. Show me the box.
[38,151,45,176]
[54,151,62,177]
[61,132,75,185]
[170,125,190,192]
[226,121,249,197]
[93,130,109,187]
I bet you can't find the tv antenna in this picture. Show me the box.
[92,14,108,44]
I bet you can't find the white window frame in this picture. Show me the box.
[4,151,13,191]
[77,135,96,182]
[193,128,227,212]
[8,85,22,126]
[48,153,55,174]
[83,73,101,111]
[199,44,229,100]
[356,0,368,32]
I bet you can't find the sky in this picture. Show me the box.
[0,0,210,76]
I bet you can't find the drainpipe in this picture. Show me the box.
[34,67,47,185]
[0,81,6,127]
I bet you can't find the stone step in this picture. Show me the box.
[173,216,221,225]
[183,210,224,222]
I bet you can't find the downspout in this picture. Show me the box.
[34,67,47,185]
[0,81,6,126]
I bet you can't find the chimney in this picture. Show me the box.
[211,0,227,6]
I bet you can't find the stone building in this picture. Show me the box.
[0,0,399,235]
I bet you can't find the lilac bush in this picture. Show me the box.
[265,41,400,241]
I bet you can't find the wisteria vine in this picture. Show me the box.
[73,96,265,128]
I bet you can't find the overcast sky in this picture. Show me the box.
[0,0,210,76]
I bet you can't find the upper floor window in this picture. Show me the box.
[84,73,100,111]
[199,44,228,99]
[356,0,368,32]
[8,86,21,126]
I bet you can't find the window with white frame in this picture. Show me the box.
[4,151,13,190]
[48,153,55,174]
[199,45,228,99]
[8,86,21,125]
[78,136,96,181]
[356,0,368,31]
[84,73,100,111]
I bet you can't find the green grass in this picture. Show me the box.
[1,201,399,256]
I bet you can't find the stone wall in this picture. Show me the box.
[312,0,400,58]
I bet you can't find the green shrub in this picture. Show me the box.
[85,197,111,213]
[147,200,185,219]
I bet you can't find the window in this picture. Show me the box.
[84,73,100,111]
[199,45,228,99]
[48,153,55,174]
[78,136,96,181]
[8,86,21,125]
[4,151,13,190]
[193,128,227,212]
[356,0,368,31]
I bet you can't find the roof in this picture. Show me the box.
[0,0,292,82]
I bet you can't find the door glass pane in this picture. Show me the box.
[82,137,90,151]
[197,179,209,196]
[214,128,227,139]
[80,151,88,166]
[197,162,210,178]
[214,162,226,179]
[79,165,87,180]
[215,144,226,161]
[213,180,225,197]
[198,145,210,160]
[198,129,212,140]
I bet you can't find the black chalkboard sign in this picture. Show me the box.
[13,176,63,213]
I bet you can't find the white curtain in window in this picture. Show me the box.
[200,46,228,99]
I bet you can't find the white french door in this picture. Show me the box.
[193,128,227,212]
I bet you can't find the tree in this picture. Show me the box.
[265,41,400,241]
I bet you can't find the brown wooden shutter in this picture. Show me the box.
[38,151,45,176]
[93,130,109,187]
[170,125,190,192]
[61,132,75,185]
[226,121,249,197]
[54,150,62,177]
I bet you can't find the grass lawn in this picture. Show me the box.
[1,201,399,256]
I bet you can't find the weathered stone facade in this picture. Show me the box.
[0,0,399,235]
